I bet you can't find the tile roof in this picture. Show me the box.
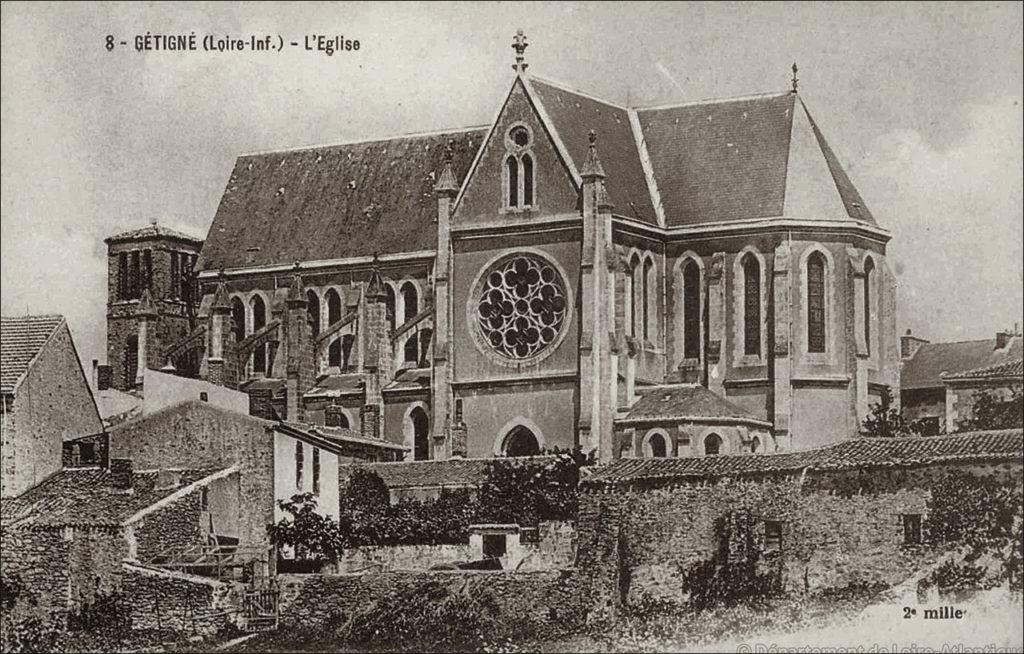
[902,337,1023,390]
[1,315,65,393]
[276,421,407,454]
[620,384,770,426]
[583,429,1023,486]
[1,466,229,528]
[339,454,562,489]
[636,93,875,227]
[529,78,657,224]
[197,127,486,271]
[943,358,1024,382]
[104,224,203,244]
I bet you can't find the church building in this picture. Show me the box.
[104,32,899,463]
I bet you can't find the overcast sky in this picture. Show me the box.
[2,1,1022,370]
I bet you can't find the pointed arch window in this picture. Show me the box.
[683,260,701,359]
[807,252,827,353]
[251,295,267,373]
[306,291,320,337]
[742,253,761,356]
[506,156,519,208]
[384,285,396,333]
[863,258,874,356]
[400,282,419,324]
[231,297,246,343]
[326,288,343,368]
[642,257,654,341]
[629,254,641,337]
[504,125,535,210]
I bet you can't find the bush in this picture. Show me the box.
[956,388,1024,432]
[268,493,346,564]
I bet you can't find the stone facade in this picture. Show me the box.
[1,317,103,498]
[121,563,240,635]
[575,459,1022,616]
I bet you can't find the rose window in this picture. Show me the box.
[476,255,567,360]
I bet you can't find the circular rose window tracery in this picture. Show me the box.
[475,254,567,361]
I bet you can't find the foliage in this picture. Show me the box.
[861,386,916,437]
[956,388,1024,432]
[477,447,593,527]
[267,493,346,563]
[923,470,1024,592]
[335,578,544,651]
[0,573,23,612]
[0,613,62,654]
[677,512,781,611]
[343,488,476,548]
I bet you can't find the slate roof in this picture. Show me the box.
[620,384,770,426]
[902,337,1023,390]
[636,93,875,226]
[0,315,65,393]
[339,454,562,489]
[1,466,229,528]
[197,127,486,271]
[104,224,203,245]
[384,367,431,392]
[583,429,1023,486]
[529,78,657,224]
[943,358,1024,382]
[304,373,364,398]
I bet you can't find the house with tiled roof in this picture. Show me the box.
[0,460,250,621]
[1,315,103,497]
[941,352,1023,433]
[575,429,1024,612]
[101,32,900,467]
[900,328,1022,434]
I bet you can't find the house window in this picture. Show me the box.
[295,441,304,490]
[742,253,761,356]
[312,448,321,495]
[807,252,827,353]
[764,520,782,553]
[902,514,922,545]
[199,392,208,402]
[483,534,507,559]
[683,260,701,359]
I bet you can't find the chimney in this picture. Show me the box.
[97,365,113,391]
[900,329,929,360]
[995,330,1012,350]
[110,458,134,490]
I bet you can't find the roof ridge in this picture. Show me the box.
[527,74,629,111]
[1,313,65,321]
[635,90,792,112]
[238,124,490,158]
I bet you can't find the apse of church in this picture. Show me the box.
[107,31,898,463]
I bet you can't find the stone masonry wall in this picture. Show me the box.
[576,460,1023,616]
[332,544,476,573]
[122,563,240,636]
[130,489,204,561]
[0,526,127,622]
[277,569,587,631]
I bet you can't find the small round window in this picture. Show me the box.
[475,254,567,361]
[509,125,530,148]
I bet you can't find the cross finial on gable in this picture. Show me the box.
[791,62,799,93]
[512,29,528,72]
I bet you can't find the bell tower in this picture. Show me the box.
[104,222,203,390]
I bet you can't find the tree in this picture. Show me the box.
[956,388,1024,432]
[861,386,914,437]
[267,493,346,563]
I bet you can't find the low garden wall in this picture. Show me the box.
[122,562,242,636]
[331,543,475,573]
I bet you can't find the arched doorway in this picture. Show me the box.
[704,433,722,456]
[503,425,541,457]
[411,406,430,461]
